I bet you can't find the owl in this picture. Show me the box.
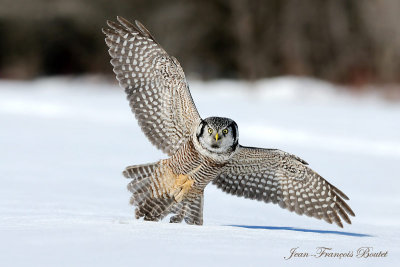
[102,17,355,228]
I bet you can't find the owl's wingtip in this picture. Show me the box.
[134,20,157,41]
[117,16,129,25]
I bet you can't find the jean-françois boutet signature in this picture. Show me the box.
[284,247,388,260]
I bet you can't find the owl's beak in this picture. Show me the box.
[215,133,219,141]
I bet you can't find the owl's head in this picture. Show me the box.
[194,117,239,161]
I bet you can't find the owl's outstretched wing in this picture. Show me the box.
[103,17,201,156]
[212,146,355,228]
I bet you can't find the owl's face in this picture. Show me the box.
[194,117,239,161]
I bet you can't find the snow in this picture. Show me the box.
[1,76,399,266]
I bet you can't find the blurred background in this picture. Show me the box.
[1,0,400,97]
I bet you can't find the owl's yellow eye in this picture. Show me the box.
[208,128,213,134]
[222,129,228,134]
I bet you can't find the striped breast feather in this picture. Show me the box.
[102,17,201,156]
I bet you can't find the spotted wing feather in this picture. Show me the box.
[103,17,201,155]
[213,146,355,228]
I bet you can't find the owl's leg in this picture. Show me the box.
[169,195,204,225]
[183,195,204,225]
[169,202,185,223]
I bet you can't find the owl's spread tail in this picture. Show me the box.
[123,162,205,225]
[123,162,175,221]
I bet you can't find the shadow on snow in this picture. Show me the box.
[226,224,372,237]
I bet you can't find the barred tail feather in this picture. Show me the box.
[123,162,204,224]
[123,162,158,180]
[123,162,174,221]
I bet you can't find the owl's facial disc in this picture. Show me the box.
[195,117,239,158]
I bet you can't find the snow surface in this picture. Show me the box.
[1,77,399,267]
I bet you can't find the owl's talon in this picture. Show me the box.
[184,215,203,225]
[170,214,184,223]
[170,174,194,202]
[184,217,194,224]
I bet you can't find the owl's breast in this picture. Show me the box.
[167,140,226,191]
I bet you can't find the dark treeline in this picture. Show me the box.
[0,0,399,85]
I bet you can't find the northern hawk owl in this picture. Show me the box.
[103,17,355,228]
